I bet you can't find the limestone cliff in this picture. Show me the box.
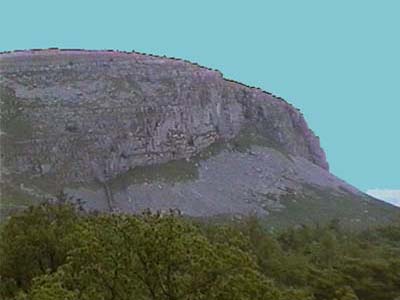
[0,49,397,226]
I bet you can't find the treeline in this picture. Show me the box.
[0,203,399,300]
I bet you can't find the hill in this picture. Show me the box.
[0,49,398,227]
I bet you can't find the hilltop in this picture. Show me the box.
[0,49,398,227]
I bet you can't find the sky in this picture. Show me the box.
[366,189,400,207]
[0,0,398,200]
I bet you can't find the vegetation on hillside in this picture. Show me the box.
[1,203,399,300]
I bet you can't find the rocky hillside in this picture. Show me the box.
[0,49,398,226]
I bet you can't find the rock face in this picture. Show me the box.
[0,49,398,226]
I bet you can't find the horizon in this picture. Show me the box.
[0,1,398,202]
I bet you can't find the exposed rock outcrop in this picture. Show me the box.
[0,49,397,226]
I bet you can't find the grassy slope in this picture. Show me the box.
[2,123,399,228]
[261,184,399,230]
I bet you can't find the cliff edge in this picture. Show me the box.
[0,49,397,227]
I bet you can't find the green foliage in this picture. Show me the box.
[1,206,284,299]
[0,203,77,298]
[235,218,400,300]
[333,286,359,300]
[263,185,399,229]
[54,213,283,300]
[1,204,400,300]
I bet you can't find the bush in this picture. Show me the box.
[1,204,399,300]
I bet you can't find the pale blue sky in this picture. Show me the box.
[1,0,399,191]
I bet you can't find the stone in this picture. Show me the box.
[0,49,398,226]
[40,164,51,175]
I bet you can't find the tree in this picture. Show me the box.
[26,213,283,300]
[333,286,359,300]
[0,203,77,298]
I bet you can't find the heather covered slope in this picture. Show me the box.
[0,49,398,226]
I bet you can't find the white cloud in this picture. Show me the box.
[366,189,400,207]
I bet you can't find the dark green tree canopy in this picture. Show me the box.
[1,203,399,300]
